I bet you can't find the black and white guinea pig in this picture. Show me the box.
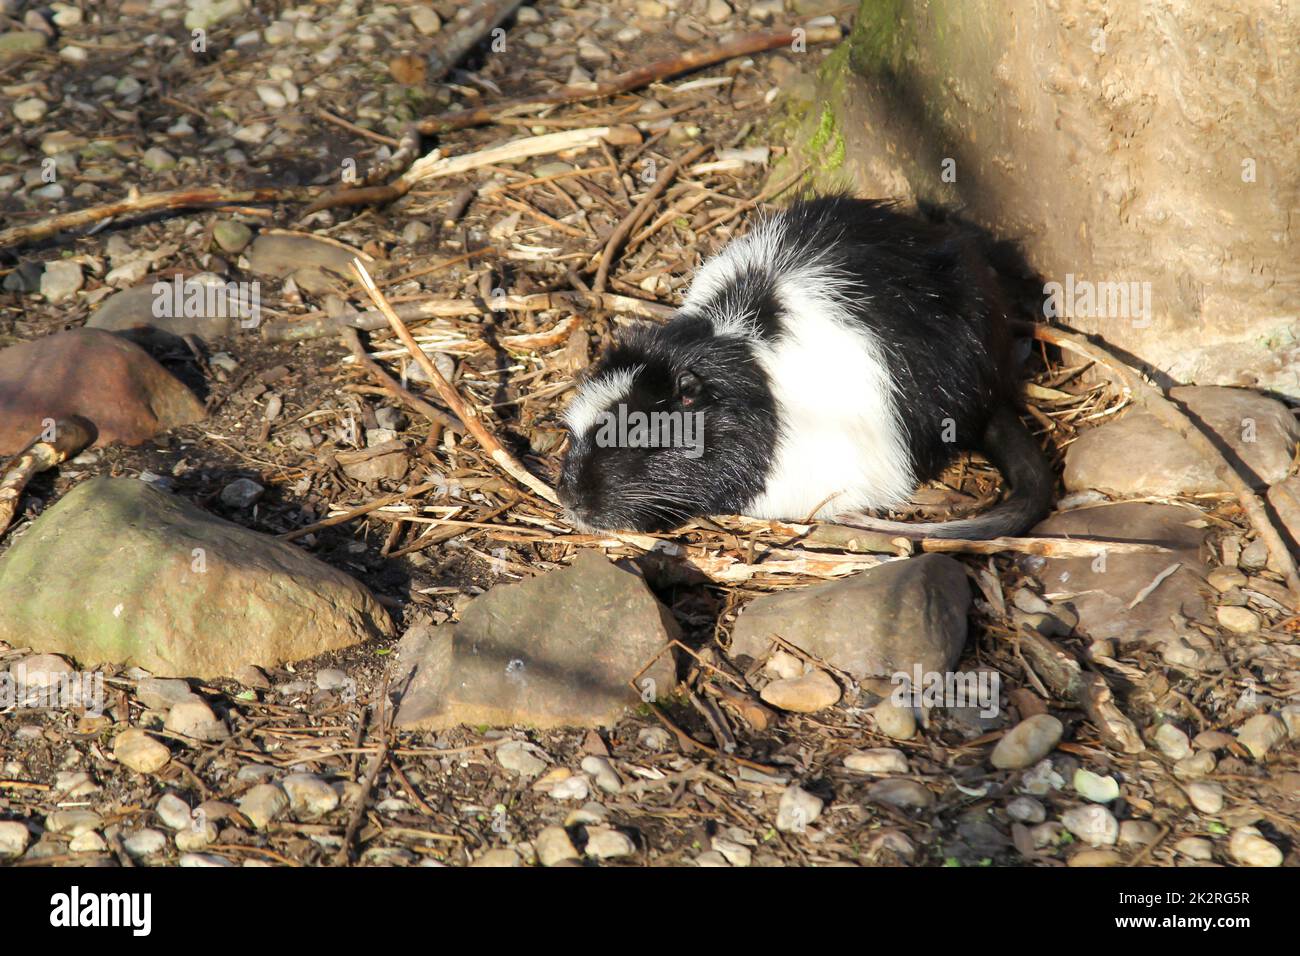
[556,195,1053,538]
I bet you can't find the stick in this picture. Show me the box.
[593,143,711,293]
[918,536,1171,558]
[280,479,447,542]
[417,24,843,136]
[0,187,307,250]
[0,417,95,537]
[351,260,560,504]
[339,326,464,437]
[1028,322,1300,610]
[425,0,526,84]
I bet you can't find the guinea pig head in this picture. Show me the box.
[557,316,777,531]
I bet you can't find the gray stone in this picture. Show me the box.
[136,677,197,711]
[1027,502,1210,647]
[282,773,339,818]
[759,668,841,713]
[1236,713,1287,760]
[238,784,287,829]
[392,552,676,729]
[212,220,253,254]
[991,714,1063,769]
[867,778,934,811]
[728,554,969,682]
[113,728,171,773]
[1153,723,1192,760]
[1228,827,1283,867]
[0,821,30,859]
[1063,386,1300,495]
[536,825,579,866]
[45,810,101,836]
[156,794,194,831]
[1060,805,1119,846]
[40,260,83,302]
[0,478,392,679]
[843,748,909,775]
[122,828,167,858]
[1073,768,1120,803]
[86,276,255,344]
[776,784,823,833]
[163,698,229,741]
[583,827,636,859]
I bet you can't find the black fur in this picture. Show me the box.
[558,195,1052,537]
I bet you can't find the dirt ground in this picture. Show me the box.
[0,0,1296,867]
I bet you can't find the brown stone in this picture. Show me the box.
[0,328,203,454]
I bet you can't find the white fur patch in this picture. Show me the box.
[684,214,915,521]
[562,367,638,437]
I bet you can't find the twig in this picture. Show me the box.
[0,417,95,537]
[425,0,526,84]
[593,143,711,293]
[0,187,308,250]
[1027,322,1300,610]
[280,479,447,542]
[351,259,560,504]
[417,24,843,136]
[334,679,392,866]
[339,326,464,438]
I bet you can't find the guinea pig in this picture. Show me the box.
[557,194,1053,538]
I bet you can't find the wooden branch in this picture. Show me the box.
[350,260,560,505]
[425,0,526,84]
[1028,322,1300,610]
[280,478,447,542]
[0,187,308,250]
[338,326,464,438]
[593,143,711,294]
[0,417,95,537]
[417,24,844,136]
[918,536,1170,558]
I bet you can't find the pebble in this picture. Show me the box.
[314,668,350,691]
[1228,826,1283,867]
[156,794,194,831]
[468,848,520,867]
[580,756,622,794]
[0,821,30,859]
[410,6,441,34]
[136,677,197,711]
[1060,805,1119,846]
[70,831,107,853]
[179,853,234,867]
[1195,730,1235,751]
[760,668,841,713]
[264,20,293,44]
[1013,587,1050,614]
[776,784,824,833]
[238,784,288,829]
[536,826,579,866]
[843,748,909,775]
[1068,848,1122,867]
[637,727,672,751]
[1216,605,1259,633]
[1005,796,1046,824]
[212,220,253,254]
[1282,705,1300,740]
[141,147,176,171]
[496,741,547,777]
[705,0,733,23]
[1206,567,1247,591]
[564,802,607,827]
[1175,836,1214,861]
[1185,781,1224,815]
[55,771,98,798]
[1073,769,1120,803]
[696,850,729,866]
[1019,758,1066,794]
[113,728,171,773]
[164,698,230,741]
[283,773,339,818]
[1118,820,1161,846]
[1173,750,1216,778]
[1236,713,1287,760]
[45,810,102,836]
[122,828,167,858]
[175,822,217,851]
[991,714,1063,769]
[871,700,917,740]
[550,775,590,801]
[712,837,752,867]
[1153,723,1191,760]
[584,827,635,860]
[220,478,264,508]
[13,97,47,123]
[867,778,934,811]
[39,260,83,303]
[255,84,287,109]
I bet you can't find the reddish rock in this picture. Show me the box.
[0,328,204,454]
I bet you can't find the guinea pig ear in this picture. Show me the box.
[675,369,705,407]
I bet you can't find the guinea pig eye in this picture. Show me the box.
[676,370,704,407]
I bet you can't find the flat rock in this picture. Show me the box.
[991,714,1063,769]
[1268,474,1300,558]
[245,233,373,280]
[0,477,392,678]
[1026,502,1210,647]
[728,554,969,682]
[113,728,171,773]
[392,551,676,729]
[1064,386,1300,494]
[0,821,30,859]
[759,668,840,712]
[0,328,204,455]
